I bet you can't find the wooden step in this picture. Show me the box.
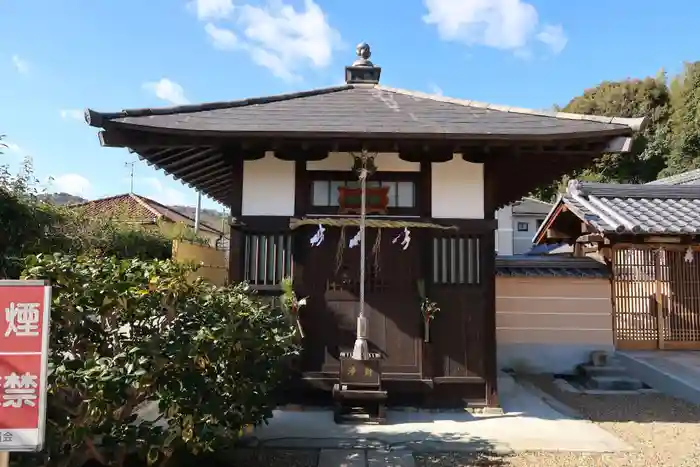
[333,388,388,401]
[332,384,387,425]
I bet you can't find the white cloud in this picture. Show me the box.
[428,83,444,96]
[423,0,567,55]
[12,55,29,74]
[205,23,238,50]
[60,109,84,121]
[50,173,92,197]
[140,177,189,206]
[3,141,23,154]
[194,0,342,81]
[536,24,568,54]
[142,78,190,106]
[189,0,234,20]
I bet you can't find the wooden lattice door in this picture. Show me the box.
[612,246,700,350]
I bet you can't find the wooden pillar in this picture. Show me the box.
[482,159,499,408]
[419,161,434,380]
[655,248,666,350]
[291,160,310,292]
[227,154,244,284]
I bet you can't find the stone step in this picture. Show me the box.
[578,364,629,377]
[587,375,645,391]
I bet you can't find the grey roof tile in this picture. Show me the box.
[87,85,645,138]
[648,168,700,186]
[561,180,700,235]
[496,255,607,278]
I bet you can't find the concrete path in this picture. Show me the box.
[618,350,700,405]
[244,374,629,463]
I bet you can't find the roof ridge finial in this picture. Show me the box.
[345,42,381,85]
[567,179,582,196]
[353,42,373,66]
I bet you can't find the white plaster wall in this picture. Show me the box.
[306,152,420,172]
[242,152,295,216]
[512,214,547,254]
[496,205,514,255]
[431,155,484,219]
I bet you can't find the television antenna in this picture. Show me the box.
[125,161,136,193]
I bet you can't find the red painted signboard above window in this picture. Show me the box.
[338,186,390,215]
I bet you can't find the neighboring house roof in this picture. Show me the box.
[86,85,646,139]
[496,255,607,278]
[533,180,700,242]
[70,193,224,235]
[526,243,574,256]
[647,168,700,186]
[512,197,553,215]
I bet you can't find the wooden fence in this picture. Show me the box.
[172,239,228,286]
[612,244,700,350]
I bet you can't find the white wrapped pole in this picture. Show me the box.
[352,165,370,360]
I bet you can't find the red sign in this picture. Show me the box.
[0,281,51,452]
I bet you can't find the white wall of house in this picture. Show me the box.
[512,214,546,254]
[496,198,553,255]
[242,152,296,216]
[495,205,514,256]
[431,156,484,219]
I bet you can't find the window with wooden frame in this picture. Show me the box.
[308,171,420,216]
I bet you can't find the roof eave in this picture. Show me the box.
[532,195,565,245]
[95,123,636,148]
[84,85,355,128]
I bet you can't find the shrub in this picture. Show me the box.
[18,253,298,467]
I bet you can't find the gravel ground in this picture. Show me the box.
[415,374,700,467]
[228,448,319,467]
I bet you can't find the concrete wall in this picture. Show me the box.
[496,276,614,374]
[172,239,228,286]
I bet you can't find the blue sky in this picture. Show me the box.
[1,0,699,212]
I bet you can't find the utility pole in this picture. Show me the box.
[194,191,202,234]
[124,161,136,193]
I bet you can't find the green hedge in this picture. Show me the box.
[16,253,298,467]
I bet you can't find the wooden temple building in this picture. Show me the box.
[85,43,647,413]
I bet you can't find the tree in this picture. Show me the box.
[664,61,700,175]
[562,73,671,184]
[531,72,673,200]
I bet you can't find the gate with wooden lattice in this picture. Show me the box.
[612,245,700,350]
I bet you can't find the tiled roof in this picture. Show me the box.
[71,193,224,235]
[512,197,553,215]
[86,85,646,138]
[496,255,608,278]
[648,168,700,186]
[557,180,700,235]
[72,193,158,221]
